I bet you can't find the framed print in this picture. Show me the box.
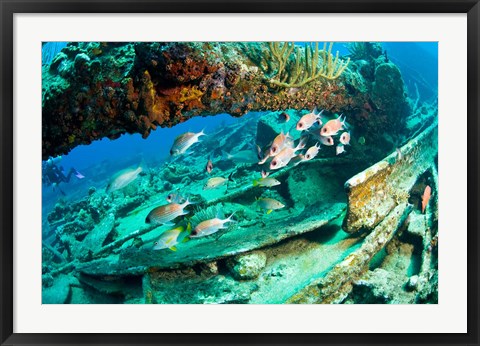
[1,0,479,345]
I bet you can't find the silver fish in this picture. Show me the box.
[106,166,142,193]
[146,199,192,225]
[222,149,258,164]
[152,225,190,251]
[190,213,236,238]
[170,130,205,156]
[256,197,285,214]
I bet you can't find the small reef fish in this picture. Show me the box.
[291,154,305,166]
[258,152,273,165]
[421,185,432,213]
[204,172,234,190]
[318,135,334,146]
[170,130,205,156]
[339,132,351,145]
[256,197,285,214]
[145,199,192,225]
[304,143,321,161]
[222,149,258,164]
[280,112,290,122]
[253,177,281,187]
[321,114,346,136]
[296,108,324,131]
[190,213,236,238]
[270,139,306,170]
[256,144,264,160]
[270,131,294,156]
[152,224,191,251]
[166,191,185,204]
[206,159,213,174]
[336,144,346,155]
[106,166,142,193]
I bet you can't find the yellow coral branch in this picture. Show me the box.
[267,41,350,88]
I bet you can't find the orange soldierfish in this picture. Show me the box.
[304,143,321,161]
[339,132,351,145]
[320,114,346,137]
[296,108,324,131]
[421,185,431,213]
[319,135,334,146]
[270,131,294,156]
[270,138,306,170]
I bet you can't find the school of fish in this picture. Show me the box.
[105,109,355,252]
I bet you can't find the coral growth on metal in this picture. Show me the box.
[343,121,438,234]
[42,42,403,159]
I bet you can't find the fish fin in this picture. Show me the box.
[185,197,197,206]
[253,180,259,187]
[227,211,237,222]
[341,115,350,130]
[227,171,235,182]
[163,222,175,227]
[267,209,273,214]
[169,246,177,251]
[181,237,190,243]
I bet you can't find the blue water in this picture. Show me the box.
[42,42,438,208]
[41,42,439,304]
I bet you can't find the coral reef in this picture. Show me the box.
[41,42,437,304]
[42,42,407,159]
[41,106,437,303]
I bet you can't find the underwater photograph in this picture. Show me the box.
[41,41,438,304]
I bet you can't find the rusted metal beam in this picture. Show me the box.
[343,121,438,234]
[287,202,412,304]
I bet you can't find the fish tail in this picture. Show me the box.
[226,211,237,223]
[138,155,147,172]
[253,180,259,186]
[221,150,232,161]
[296,137,307,151]
[227,171,235,182]
[182,197,196,208]
[341,115,350,130]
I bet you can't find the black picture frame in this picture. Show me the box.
[1,0,479,345]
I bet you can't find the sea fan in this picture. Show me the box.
[42,42,68,65]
